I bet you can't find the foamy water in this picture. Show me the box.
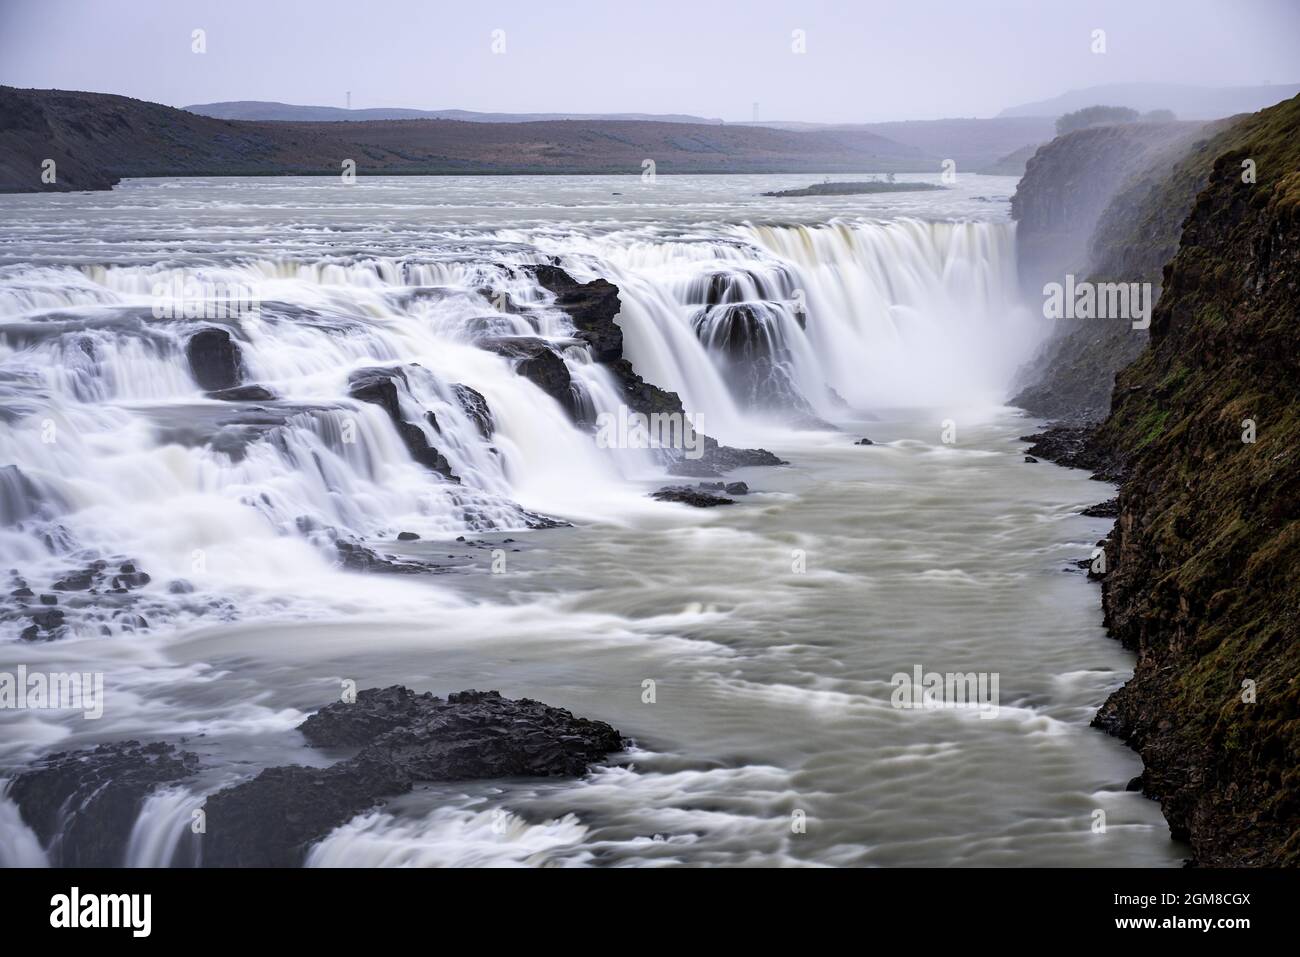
[0,174,1180,866]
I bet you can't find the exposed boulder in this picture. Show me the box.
[185,328,243,392]
[651,485,736,507]
[207,384,275,402]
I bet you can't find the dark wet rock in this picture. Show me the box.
[207,384,276,402]
[1024,455,1039,463]
[1081,498,1119,517]
[1020,425,1123,480]
[11,586,33,598]
[451,383,493,438]
[347,366,404,421]
[348,367,460,483]
[167,579,194,594]
[652,486,736,507]
[185,328,243,392]
[697,481,749,495]
[335,541,437,575]
[396,531,420,541]
[52,566,98,591]
[110,570,151,591]
[529,265,624,363]
[854,437,874,445]
[8,741,201,867]
[200,687,624,867]
[479,336,579,420]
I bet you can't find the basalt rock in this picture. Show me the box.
[651,486,736,507]
[348,367,460,483]
[185,328,243,392]
[479,336,580,421]
[8,741,201,867]
[206,384,276,402]
[1039,95,1300,866]
[529,264,623,363]
[200,687,624,867]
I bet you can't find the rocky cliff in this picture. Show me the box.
[1010,121,1216,422]
[1086,94,1300,865]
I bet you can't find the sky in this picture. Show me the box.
[1,0,1297,123]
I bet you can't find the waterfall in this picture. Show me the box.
[1,218,1036,640]
[531,219,1037,431]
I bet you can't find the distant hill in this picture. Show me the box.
[999,82,1300,120]
[742,116,1056,171]
[1,87,929,193]
[186,100,725,125]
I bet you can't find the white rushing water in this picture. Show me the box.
[0,174,1182,866]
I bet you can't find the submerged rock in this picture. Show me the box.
[201,687,624,867]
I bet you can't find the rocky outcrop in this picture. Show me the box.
[7,687,623,867]
[479,336,581,421]
[8,741,200,867]
[347,367,459,482]
[185,328,243,392]
[651,486,736,507]
[201,687,624,867]
[1082,94,1300,866]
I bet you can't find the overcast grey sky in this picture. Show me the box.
[1,0,1297,122]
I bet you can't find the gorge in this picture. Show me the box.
[0,91,1297,868]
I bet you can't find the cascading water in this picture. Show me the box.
[522,218,1037,433]
[0,175,1169,870]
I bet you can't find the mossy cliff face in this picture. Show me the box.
[1010,122,1215,422]
[1091,95,1300,865]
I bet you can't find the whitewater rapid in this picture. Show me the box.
[0,174,1180,867]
